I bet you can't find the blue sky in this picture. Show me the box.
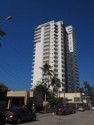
[0,0,94,90]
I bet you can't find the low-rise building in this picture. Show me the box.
[6,91,90,108]
[58,92,83,105]
[6,91,42,109]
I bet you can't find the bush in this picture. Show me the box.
[48,98,64,107]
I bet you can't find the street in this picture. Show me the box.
[6,110,94,125]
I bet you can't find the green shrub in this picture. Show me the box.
[48,98,64,107]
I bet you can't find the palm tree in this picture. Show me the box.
[40,63,54,90]
[40,63,55,112]
[51,77,61,93]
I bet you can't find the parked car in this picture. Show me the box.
[68,106,76,114]
[84,106,90,110]
[56,105,70,115]
[6,107,36,124]
[90,106,94,110]
[77,106,85,111]
[0,110,6,125]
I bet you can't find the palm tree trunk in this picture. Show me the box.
[44,94,47,113]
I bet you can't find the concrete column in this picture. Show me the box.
[24,92,27,105]
[7,98,12,109]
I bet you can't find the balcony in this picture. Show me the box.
[54,48,58,51]
[43,61,49,65]
[34,32,41,37]
[43,54,49,58]
[54,60,58,63]
[43,49,49,53]
[33,54,35,57]
[54,66,58,70]
[34,39,41,43]
[54,69,58,72]
[54,44,58,47]
[54,52,58,55]
[44,37,50,41]
[44,35,50,39]
[34,29,41,34]
[54,58,58,63]
[33,58,35,60]
[43,46,49,50]
[34,36,41,40]
[54,55,58,58]
[43,51,49,54]
[43,58,49,62]
[44,27,50,31]
[43,44,49,47]
[43,42,49,46]
[44,32,50,36]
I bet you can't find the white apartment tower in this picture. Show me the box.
[31,21,79,92]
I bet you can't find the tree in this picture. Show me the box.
[34,81,48,100]
[0,83,8,91]
[51,77,61,94]
[40,63,53,76]
[40,63,64,97]
[40,63,54,89]
[48,98,64,107]
[34,81,54,100]
[0,83,8,101]
[79,87,84,93]
[83,81,92,95]
[83,81,94,101]
[35,63,65,112]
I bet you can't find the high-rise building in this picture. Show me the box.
[66,26,79,92]
[31,21,79,92]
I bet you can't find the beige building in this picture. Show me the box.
[6,91,89,109]
[58,92,83,104]
[6,91,42,109]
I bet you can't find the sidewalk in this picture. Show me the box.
[37,112,55,118]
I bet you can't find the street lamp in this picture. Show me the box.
[5,16,12,21]
[0,16,12,26]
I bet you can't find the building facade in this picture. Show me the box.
[31,21,79,92]
[66,26,79,92]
